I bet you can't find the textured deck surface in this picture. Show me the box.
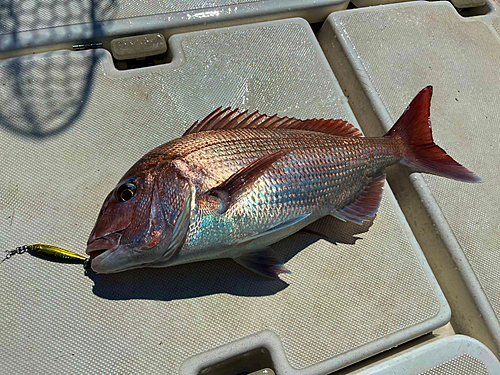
[0,0,347,34]
[0,0,258,32]
[354,335,500,374]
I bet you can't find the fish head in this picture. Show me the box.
[86,160,191,273]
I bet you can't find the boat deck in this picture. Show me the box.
[0,1,499,374]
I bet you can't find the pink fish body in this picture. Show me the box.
[86,87,481,277]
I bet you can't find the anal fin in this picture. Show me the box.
[334,174,386,225]
[234,247,291,279]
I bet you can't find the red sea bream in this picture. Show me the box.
[86,87,482,277]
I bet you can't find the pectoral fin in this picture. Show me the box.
[207,150,290,214]
[234,247,291,279]
[237,214,311,247]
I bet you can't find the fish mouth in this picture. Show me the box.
[87,249,107,259]
[86,237,116,258]
[86,232,150,274]
[86,233,123,273]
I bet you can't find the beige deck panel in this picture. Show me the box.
[351,0,486,10]
[320,0,500,354]
[0,19,448,374]
[0,0,349,56]
[351,0,416,8]
[0,0,264,32]
[353,335,500,374]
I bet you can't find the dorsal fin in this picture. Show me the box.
[183,107,363,138]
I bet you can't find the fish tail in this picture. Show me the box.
[385,86,483,183]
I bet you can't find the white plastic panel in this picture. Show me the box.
[0,19,448,374]
[351,0,486,10]
[0,0,260,32]
[353,335,500,374]
[351,0,416,8]
[0,0,349,55]
[321,1,500,353]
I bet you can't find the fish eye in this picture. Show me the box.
[116,182,137,202]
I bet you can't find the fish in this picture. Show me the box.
[86,86,482,277]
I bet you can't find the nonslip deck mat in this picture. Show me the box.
[421,356,489,375]
[322,2,500,348]
[0,19,447,374]
[0,0,261,33]
[354,335,500,374]
[350,0,485,9]
[0,0,347,35]
[0,0,349,56]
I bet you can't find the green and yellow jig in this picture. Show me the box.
[1,244,91,269]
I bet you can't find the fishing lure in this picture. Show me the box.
[1,244,92,269]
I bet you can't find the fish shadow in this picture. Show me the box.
[87,216,373,301]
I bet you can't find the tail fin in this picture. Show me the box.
[385,86,483,183]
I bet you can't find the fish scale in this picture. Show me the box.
[178,129,399,258]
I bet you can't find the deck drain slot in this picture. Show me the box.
[199,347,275,375]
